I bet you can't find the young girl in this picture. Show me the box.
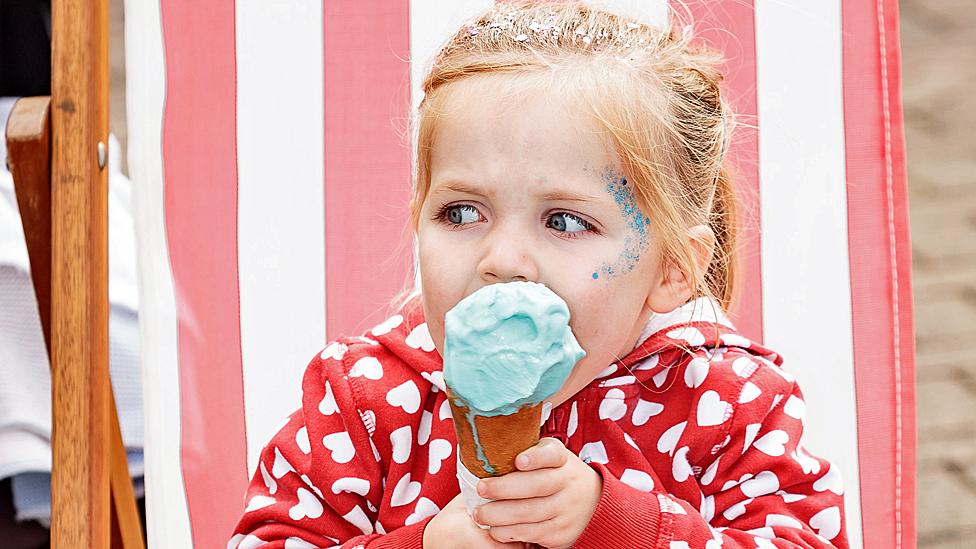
[231,2,848,548]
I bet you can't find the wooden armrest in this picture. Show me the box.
[5,96,53,351]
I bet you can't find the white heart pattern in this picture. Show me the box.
[390,473,422,507]
[602,375,636,387]
[428,438,453,474]
[320,341,348,361]
[390,425,413,464]
[620,469,654,492]
[632,399,664,426]
[405,323,436,352]
[784,395,806,420]
[229,534,267,549]
[371,314,403,336]
[438,399,452,421]
[623,432,639,450]
[740,470,780,498]
[599,389,628,421]
[579,441,609,464]
[332,477,370,496]
[418,410,433,445]
[322,431,356,464]
[288,487,324,521]
[719,333,752,348]
[723,498,753,520]
[651,368,670,388]
[295,427,311,454]
[793,448,822,475]
[742,423,762,453]
[595,363,617,378]
[700,495,715,523]
[634,354,660,371]
[567,401,579,438]
[813,464,844,495]
[700,457,720,486]
[284,537,318,549]
[684,357,709,388]
[753,430,789,457]
[738,382,761,404]
[776,490,807,503]
[341,505,374,534]
[657,421,687,455]
[809,506,841,540]
[731,357,757,377]
[405,497,441,525]
[245,495,276,513]
[319,380,339,416]
[765,514,803,529]
[421,371,446,392]
[386,380,421,414]
[349,357,383,380]
[696,390,731,427]
[671,446,693,482]
[260,461,278,495]
[272,447,296,478]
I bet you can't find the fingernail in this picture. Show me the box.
[477,480,488,497]
[516,454,529,469]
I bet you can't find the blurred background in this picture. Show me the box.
[901,0,976,546]
[1,0,974,547]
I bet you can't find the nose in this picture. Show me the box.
[477,222,539,284]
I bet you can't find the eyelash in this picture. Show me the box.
[432,203,596,239]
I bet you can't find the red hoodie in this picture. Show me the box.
[231,297,848,548]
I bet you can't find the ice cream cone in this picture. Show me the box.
[448,395,543,477]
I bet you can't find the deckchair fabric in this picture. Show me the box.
[123,1,915,547]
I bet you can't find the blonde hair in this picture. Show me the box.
[407,1,740,312]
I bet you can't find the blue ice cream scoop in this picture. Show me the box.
[443,281,586,417]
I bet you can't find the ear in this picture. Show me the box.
[646,224,716,313]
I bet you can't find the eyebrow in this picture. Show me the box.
[432,181,603,203]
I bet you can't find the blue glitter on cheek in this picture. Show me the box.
[592,168,653,281]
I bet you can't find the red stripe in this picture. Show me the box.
[676,1,764,342]
[323,1,413,340]
[160,0,248,545]
[842,0,917,546]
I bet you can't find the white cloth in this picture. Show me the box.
[0,98,143,523]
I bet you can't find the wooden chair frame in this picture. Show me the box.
[3,0,144,545]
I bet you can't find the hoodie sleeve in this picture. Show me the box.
[576,357,848,549]
[230,341,429,549]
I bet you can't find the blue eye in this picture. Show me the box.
[547,212,592,234]
[442,204,482,226]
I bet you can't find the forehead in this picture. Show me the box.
[427,75,623,191]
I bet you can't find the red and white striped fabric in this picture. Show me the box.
[123,1,915,547]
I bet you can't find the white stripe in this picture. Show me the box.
[236,0,327,477]
[755,1,863,545]
[123,0,193,545]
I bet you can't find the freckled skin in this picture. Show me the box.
[416,77,667,406]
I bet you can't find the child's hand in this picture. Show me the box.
[424,493,529,549]
[473,438,602,549]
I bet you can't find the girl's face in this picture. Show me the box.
[417,78,672,407]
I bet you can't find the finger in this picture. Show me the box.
[478,468,563,500]
[474,494,558,527]
[515,437,568,471]
[488,519,558,546]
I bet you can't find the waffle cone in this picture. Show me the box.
[448,396,543,478]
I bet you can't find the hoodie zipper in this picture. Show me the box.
[541,408,568,445]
